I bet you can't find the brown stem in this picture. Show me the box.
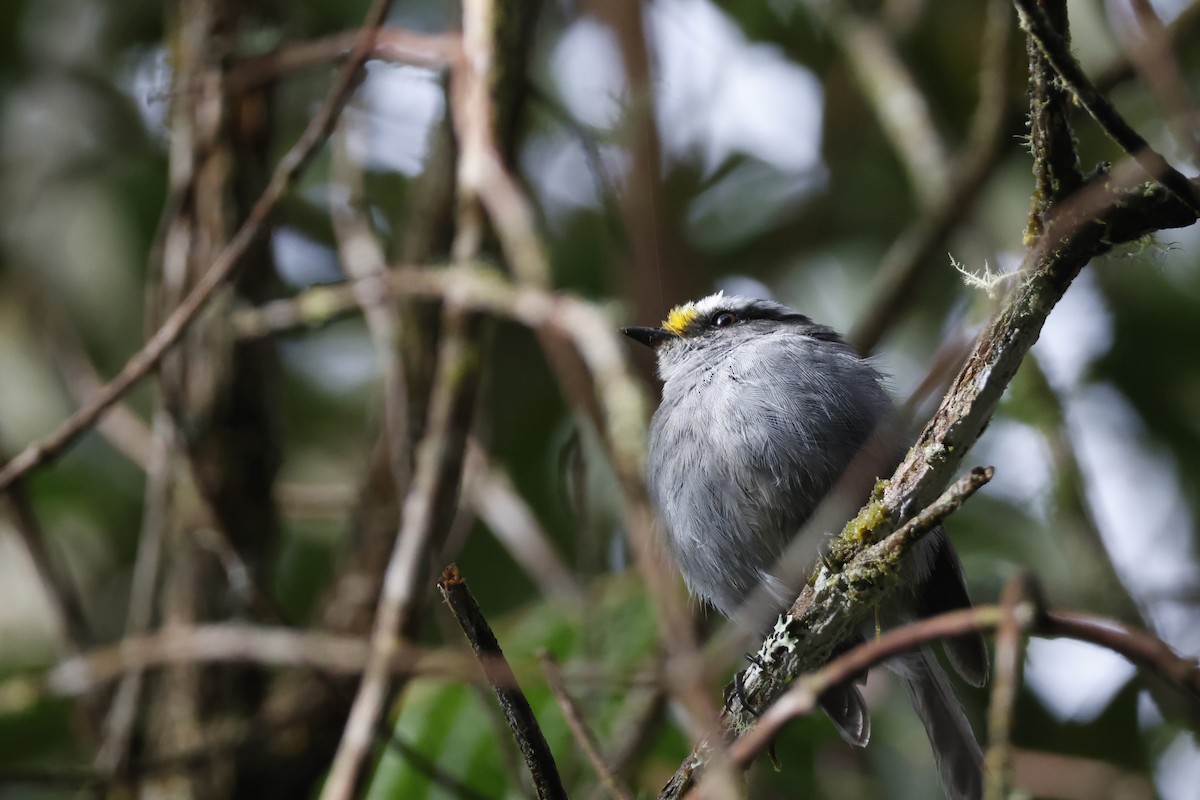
[441,565,568,800]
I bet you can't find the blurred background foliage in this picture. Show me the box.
[0,0,1198,798]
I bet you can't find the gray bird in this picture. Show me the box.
[624,292,989,800]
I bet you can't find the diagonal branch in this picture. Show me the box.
[440,565,567,800]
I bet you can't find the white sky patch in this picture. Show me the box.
[775,256,860,333]
[647,0,824,175]
[550,19,627,130]
[272,227,342,288]
[521,133,629,221]
[973,419,1053,518]
[1034,269,1114,391]
[1024,637,1136,723]
[280,327,376,395]
[1068,384,1198,604]
[359,63,444,176]
[1106,0,1193,32]
[1156,733,1200,800]
[1137,689,1164,728]
[1145,599,1200,663]
[122,46,171,141]
[717,275,775,301]
[686,158,826,250]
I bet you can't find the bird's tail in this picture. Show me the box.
[818,681,870,747]
[894,648,984,800]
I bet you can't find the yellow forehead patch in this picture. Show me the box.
[662,303,699,335]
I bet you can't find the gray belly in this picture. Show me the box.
[647,378,823,618]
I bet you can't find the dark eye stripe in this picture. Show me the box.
[712,311,738,327]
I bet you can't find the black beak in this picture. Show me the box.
[622,326,673,349]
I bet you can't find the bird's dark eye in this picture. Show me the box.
[712,311,738,328]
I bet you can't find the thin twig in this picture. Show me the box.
[588,676,667,800]
[539,651,635,800]
[321,5,498,794]
[37,296,154,470]
[439,566,567,800]
[1024,355,1146,624]
[274,481,356,519]
[324,0,543,788]
[94,412,176,777]
[232,264,651,483]
[863,466,995,563]
[379,734,496,800]
[983,575,1038,800]
[1015,0,1200,215]
[1009,748,1155,799]
[0,0,394,495]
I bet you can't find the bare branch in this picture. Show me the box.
[827,9,950,206]
[439,565,567,800]
[1119,0,1200,160]
[1093,0,1200,93]
[331,114,413,507]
